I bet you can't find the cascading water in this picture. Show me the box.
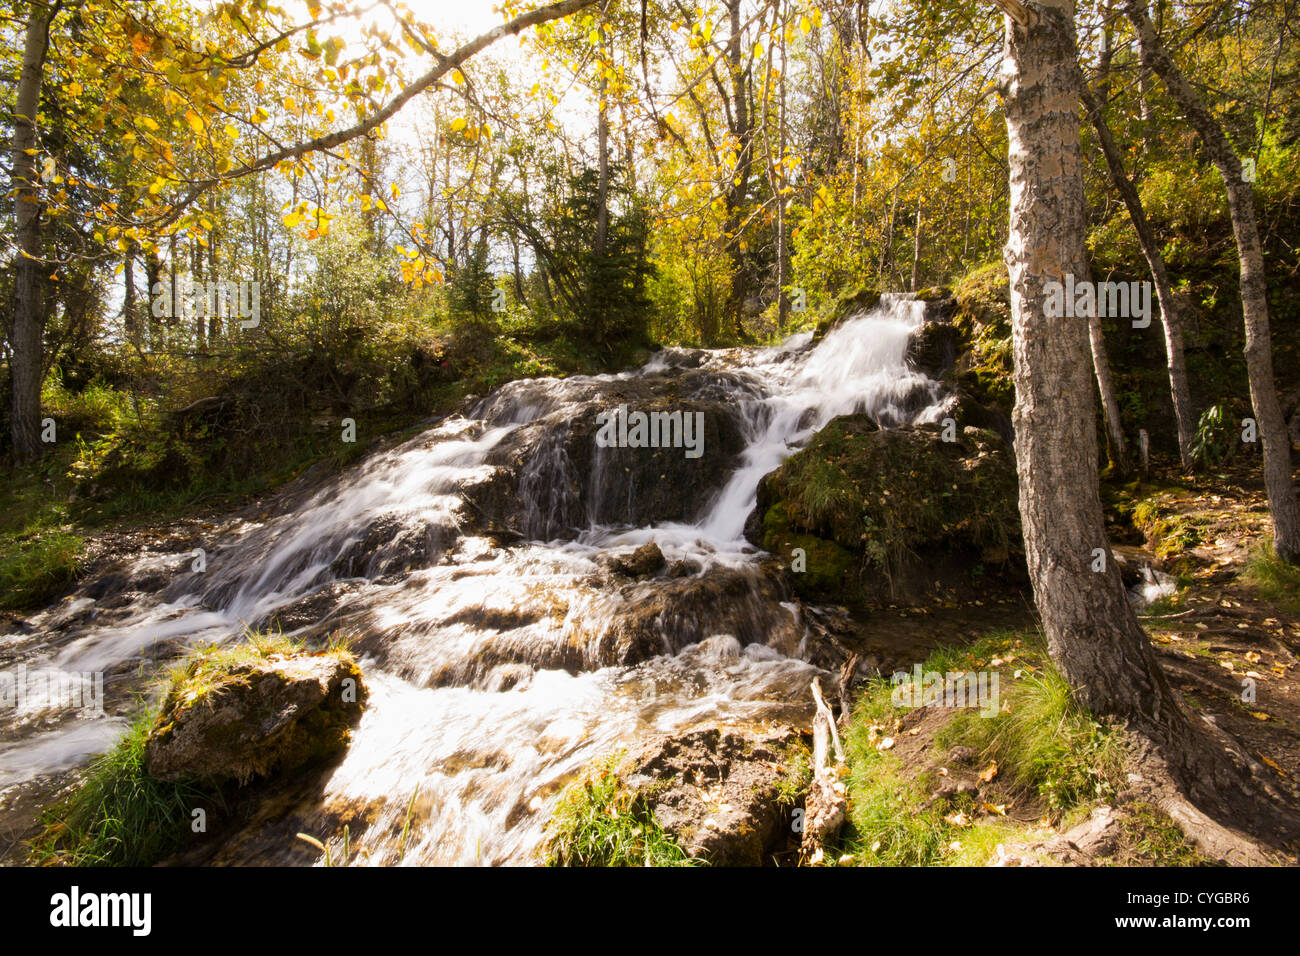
[0,295,948,865]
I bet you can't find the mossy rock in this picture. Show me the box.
[813,285,882,341]
[760,500,857,600]
[752,414,1020,601]
[144,642,367,784]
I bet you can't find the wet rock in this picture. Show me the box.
[570,564,803,667]
[608,542,667,577]
[906,320,964,379]
[144,649,367,784]
[462,370,752,539]
[619,723,809,866]
[938,389,1014,446]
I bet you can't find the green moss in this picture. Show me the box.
[952,262,1014,409]
[543,755,698,867]
[1132,497,1204,561]
[761,501,857,599]
[760,415,1018,596]
[814,285,882,339]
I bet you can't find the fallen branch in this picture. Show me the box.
[802,678,847,863]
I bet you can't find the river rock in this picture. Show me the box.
[746,414,1021,604]
[144,650,367,783]
[570,563,803,667]
[608,542,667,577]
[906,320,964,379]
[619,723,809,866]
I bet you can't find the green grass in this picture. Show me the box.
[837,631,1127,866]
[544,755,698,867]
[32,709,220,866]
[1242,538,1300,615]
[0,529,82,610]
[935,661,1124,815]
[159,629,354,711]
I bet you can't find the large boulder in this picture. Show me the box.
[747,414,1022,604]
[144,647,367,783]
[618,723,809,866]
[461,369,751,540]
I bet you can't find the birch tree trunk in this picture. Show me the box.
[1123,0,1300,563]
[8,0,55,462]
[1088,307,1131,475]
[1000,0,1166,727]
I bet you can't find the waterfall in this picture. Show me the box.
[0,295,948,865]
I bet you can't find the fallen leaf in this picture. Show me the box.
[979,761,999,783]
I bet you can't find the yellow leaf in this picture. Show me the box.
[800,15,812,33]
[451,117,467,132]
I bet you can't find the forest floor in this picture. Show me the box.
[820,456,1300,866]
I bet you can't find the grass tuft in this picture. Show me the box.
[32,709,220,866]
[1242,538,1300,615]
[838,631,1126,866]
[544,755,698,867]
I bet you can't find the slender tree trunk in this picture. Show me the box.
[909,198,923,292]
[593,22,611,341]
[1087,305,1131,474]
[8,0,54,462]
[776,0,790,329]
[879,187,897,284]
[192,237,206,352]
[1082,85,1195,466]
[146,250,162,347]
[1124,0,1300,562]
[724,0,752,336]
[123,244,139,347]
